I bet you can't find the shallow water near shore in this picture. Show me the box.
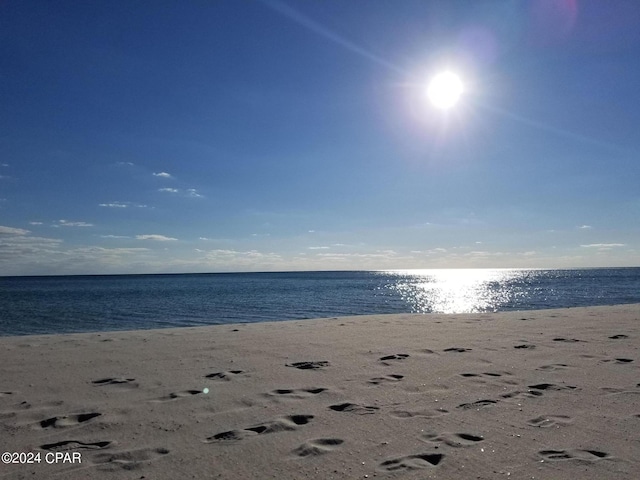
[1,268,639,336]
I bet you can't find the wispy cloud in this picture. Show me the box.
[99,202,128,208]
[99,202,148,208]
[578,225,593,229]
[308,246,330,250]
[580,243,625,248]
[153,172,173,178]
[115,161,134,166]
[28,221,44,225]
[0,225,30,235]
[201,249,283,267]
[56,220,94,227]
[158,187,203,198]
[100,235,130,239]
[135,234,178,241]
[186,188,203,198]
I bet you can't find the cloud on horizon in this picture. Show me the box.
[99,202,149,208]
[56,220,94,227]
[0,225,30,235]
[580,243,625,248]
[135,234,178,241]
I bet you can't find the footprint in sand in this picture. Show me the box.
[266,387,328,399]
[368,374,404,385]
[92,447,170,471]
[206,414,313,443]
[0,391,15,397]
[151,390,204,403]
[552,337,584,343]
[205,370,246,381]
[457,399,498,410]
[377,453,444,472]
[501,390,544,400]
[601,387,640,396]
[40,440,113,451]
[329,402,379,415]
[420,432,484,447]
[528,383,577,392]
[528,415,573,428]
[537,449,610,462]
[286,361,330,370]
[379,354,410,364]
[292,438,344,457]
[600,358,634,364]
[39,413,102,429]
[460,371,513,379]
[91,378,138,388]
[537,363,570,372]
[609,334,629,339]
[514,344,536,349]
[444,347,472,353]
[390,408,449,419]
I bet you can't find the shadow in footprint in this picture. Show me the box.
[514,344,535,349]
[390,408,449,419]
[329,402,379,415]
[205,370,245,381]
[537,364,569,372]
[40,440,112,451]
[609,334,629,339]
[528,383,577,391]
[377,453,444,472]
[444,347,471,353]
[421,432,484,447]
[39,413,102,429]
[501,390,543,400]
[266,388,327,399]
[92,378,138,388]
[206,414,314,443]
[286,361,329,370]
[457,399,498,410]
[292,438,344,457]
[379,353,409,362]
[538,449,610,462]
[368,374,404,385]
[152,390,203,403]
[601,358,634,364]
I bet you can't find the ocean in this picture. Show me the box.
[1,268,639,336]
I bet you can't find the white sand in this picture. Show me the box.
[1,304,639,479]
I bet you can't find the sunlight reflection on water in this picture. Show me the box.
[382,269,536,314]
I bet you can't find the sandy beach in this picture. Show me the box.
[1,304,639,479]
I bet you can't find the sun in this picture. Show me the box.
[427,71,464,110]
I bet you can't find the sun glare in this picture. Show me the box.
[427,71,464,110]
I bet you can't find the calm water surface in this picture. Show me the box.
[1,268,639,336]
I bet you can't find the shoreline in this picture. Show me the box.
[3,301,640,339]
[1,304,639,479]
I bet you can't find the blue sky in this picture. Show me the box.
[1,0,639,275]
